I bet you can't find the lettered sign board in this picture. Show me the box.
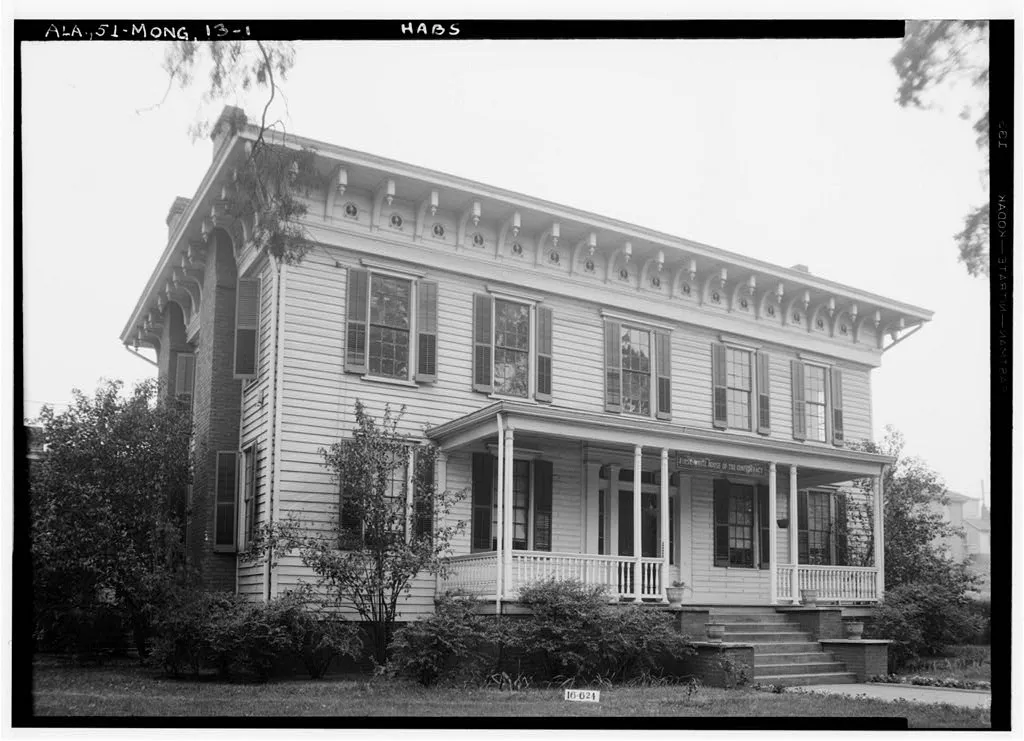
[564,689,600,703]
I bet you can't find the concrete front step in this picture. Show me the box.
[719,622,804,632]
[752,641,825,654]
[725,631,813,642]
[755,672,858,687]
[711,614,793,623]
[757,652,837,665]
[754,661,848,677]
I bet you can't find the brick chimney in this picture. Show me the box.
[166,196,192,240]
[211,105,247,160]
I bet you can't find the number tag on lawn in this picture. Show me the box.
[564,689,600,703]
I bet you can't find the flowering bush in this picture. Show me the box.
[869,673,991,691]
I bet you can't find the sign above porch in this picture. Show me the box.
[675,454,766,478]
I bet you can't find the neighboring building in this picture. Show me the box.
[122,107,932,617]
[935,490,991,597]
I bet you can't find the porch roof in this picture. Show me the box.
[426,401,894,480]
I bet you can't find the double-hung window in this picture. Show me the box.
[338,445,435,550]
[345,264,438,383]
[470,452,553,553]
[791,358,844,445]
[713,480,772,568]
[472,289,553,402]
[797,490,834,565]
[603,312,671,419]
[712,340,771,434]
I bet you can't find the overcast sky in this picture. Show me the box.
[20,30,991,499]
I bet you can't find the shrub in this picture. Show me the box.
[388,594,492,686]
[508,578,694,682]
[35,602,131,661]
[868,582,984,671]
[150,588,360,681]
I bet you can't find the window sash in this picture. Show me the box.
[725,348,752,430]
[803,365,828,442]
[367,275,412,379]
[493,299,530,398]
[620,327,651,416]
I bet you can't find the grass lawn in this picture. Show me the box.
[29,657,989,728]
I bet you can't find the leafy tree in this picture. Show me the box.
[850,427,981,665]
[245,401,467,665]
[31,379,193,656]
[154,41,312,265]
[892,21,990,277]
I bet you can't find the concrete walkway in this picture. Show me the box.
[788,683,991,709]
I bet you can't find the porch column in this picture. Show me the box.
[789,464,799,601]
[609,464,620,556]
[874,470,885,600]
[660,449,670,602]
[585,461,602,554]
[495,421,505,605]
[503,425,515,598]
[633,445,643,600]
[768,462,777,604]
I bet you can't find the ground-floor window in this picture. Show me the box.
[798,490,833,565]
[714,480,771,568]
[471,453,552,552]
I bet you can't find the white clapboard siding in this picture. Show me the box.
[238,260,277,597]
[687,476,771,604]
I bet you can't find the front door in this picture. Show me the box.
[617,489,659,558]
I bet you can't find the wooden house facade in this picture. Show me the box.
[122,107,932,619]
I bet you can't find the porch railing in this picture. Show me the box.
[438,551,666,601]
[437,552,497,596]
[777,564,879,603]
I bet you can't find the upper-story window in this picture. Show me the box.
[603,314,671,419]
[791,358,844,445]
[368,274,411,379]
[803,364,827,442]
[712,341,770,434]
[725,348,752,430]
[345,265,437,383]
[493,299,530,397]
[473,289,553,402]
[621,327,652,415]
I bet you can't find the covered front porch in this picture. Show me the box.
[428,402,890,608]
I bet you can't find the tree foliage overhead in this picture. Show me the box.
[245,401,467,664]
[31,379,193,654]
[159,41,312,265]
[892,21,990,277]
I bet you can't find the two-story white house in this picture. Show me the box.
[122,107,932,624]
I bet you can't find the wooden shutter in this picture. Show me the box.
[533,460,553,552]
[791,359,806,441]
[756,352,771,435]
[234,279,260,378]
[536,306,553,402]
[214,451,238,549]
[797,491,809,564]
[345,268,369,374]
[413,449,435,542]
[415,280,438,382]
[472,294,492,393]
[835,494,849,565]
[713,479,730,566]
[712,343,728,429]
[655,331,672,420]
[669,496,675,566]
[471,452,494,551]
[604,320,622,412]
[243,447,257,546]
[174,352,195,398]
[831,366,845,446]
[757,484,770,569]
